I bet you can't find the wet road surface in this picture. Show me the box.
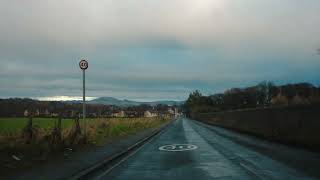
[93,118,320,180]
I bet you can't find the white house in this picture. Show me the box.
[35,109,40,116]
[51,113,59,117]
[168,108,174,115]
[144,111,158,118]
[24,110,29,117]
[112,110,125,118]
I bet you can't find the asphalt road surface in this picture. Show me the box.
[93,118,320,180]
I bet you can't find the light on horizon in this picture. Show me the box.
[36,96,97,101]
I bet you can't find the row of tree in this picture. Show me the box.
[185,82,320,115]
[0,98,176,118]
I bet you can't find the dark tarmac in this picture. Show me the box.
[94,118,320,180]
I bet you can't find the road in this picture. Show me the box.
[93,118,320,180]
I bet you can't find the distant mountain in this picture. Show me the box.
[88,97,184,107]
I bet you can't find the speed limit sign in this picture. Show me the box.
[79,59,88,135]
[79,59,88,70]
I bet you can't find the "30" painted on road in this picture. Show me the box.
[158,144,198,152]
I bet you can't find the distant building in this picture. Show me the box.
[125,111,138,118]
[35,109,40,116]
[65,110,75,118]
[112,110,125,118]
[144,111,158,118]
[44,109,50,116]
[24,110,29,117]
[168,108,174,115]
[51,113,59,117]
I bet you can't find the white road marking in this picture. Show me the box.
[158,144,198,152]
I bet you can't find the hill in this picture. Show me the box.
[88,97,184,107]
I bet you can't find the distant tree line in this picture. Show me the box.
[0,98,108,117]
[0,98,176,118]
[185,82,320,115]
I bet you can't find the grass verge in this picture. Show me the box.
[0,117,172,177]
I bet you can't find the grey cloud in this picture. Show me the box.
[1,0,320,100]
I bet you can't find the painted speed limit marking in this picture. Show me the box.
[158,144,198,152]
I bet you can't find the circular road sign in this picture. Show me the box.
[79,59,88,70]
[158,144,198,152]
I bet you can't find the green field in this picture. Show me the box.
[0,117,74,135]
[0,117,170,141]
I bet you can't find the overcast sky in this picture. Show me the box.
[1,0,320,101]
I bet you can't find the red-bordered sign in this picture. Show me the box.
[79,59,88,70]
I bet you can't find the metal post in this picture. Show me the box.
[83,70,86,119]
[83,69,86,136]
[79,59,88,137]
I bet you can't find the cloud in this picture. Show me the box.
[0,0,320,100]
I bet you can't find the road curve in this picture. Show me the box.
[93,118,320,180]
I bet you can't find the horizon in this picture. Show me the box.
[1,80,319,102]
[0,95,184,102]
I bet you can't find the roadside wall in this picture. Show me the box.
[191,105,320,150]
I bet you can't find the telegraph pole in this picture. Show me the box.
[79,59,88,136]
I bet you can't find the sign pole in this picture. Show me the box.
[79,59,88,137]
[83,69,86,136]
